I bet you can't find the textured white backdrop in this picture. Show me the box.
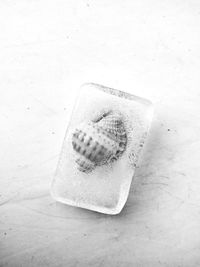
[0,1,200,266]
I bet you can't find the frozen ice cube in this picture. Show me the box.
[51,83,154,214]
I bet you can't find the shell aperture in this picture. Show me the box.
[72,111,127,172]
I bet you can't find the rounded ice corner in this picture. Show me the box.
[80,83,155,122]
[50,170,132,215]
[50,184,128,216]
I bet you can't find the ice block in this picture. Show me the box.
[51,83,154,214]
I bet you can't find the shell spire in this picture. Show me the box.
[72,111,127,172]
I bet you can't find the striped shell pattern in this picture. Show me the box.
[72,111,127,172]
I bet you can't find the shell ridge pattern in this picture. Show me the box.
[72,111,127,172]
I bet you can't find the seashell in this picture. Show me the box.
[72,111,127,172]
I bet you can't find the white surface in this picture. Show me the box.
[0,1,200,266]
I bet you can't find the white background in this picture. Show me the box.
[0,0,200,266]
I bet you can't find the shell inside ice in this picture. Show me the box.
[72,111,127,172]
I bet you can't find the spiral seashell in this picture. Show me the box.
[72,111,127,172]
